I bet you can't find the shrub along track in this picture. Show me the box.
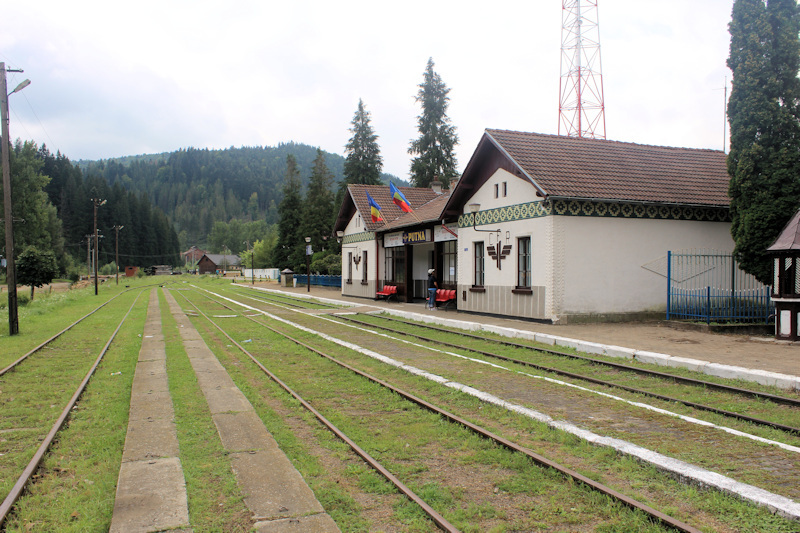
[0,289,147,528]
[186,285,800,531]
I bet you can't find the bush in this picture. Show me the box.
[100,261,117,276]
[310,252,342,276]
[17,294,30,306]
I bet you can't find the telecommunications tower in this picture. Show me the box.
[558,0,606,139]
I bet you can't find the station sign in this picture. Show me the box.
[434,224,458,242]
[384,229,431,248]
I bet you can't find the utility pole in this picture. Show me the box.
[113,225,124,285]
[1,62,29,336]
[86,234,92,277]
[91,198,106,295]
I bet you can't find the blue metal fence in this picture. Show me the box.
[666,250,773,324]
[293,274,342,288]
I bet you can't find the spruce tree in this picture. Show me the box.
[275,154,304,270]
[727,0,800,284]
[343,99,383,186]
[408,57,459,188]
[301,149,335,253]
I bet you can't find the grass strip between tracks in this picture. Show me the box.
[157,288,253,531]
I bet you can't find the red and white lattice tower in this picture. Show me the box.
[558,0,606,139]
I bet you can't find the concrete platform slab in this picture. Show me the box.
[110,457,190,533]
[112,289,190,532]
[254,513,341,532]
[213,411,277,452]
[128,390,175,422]
[121,417,180,462]
[229,450,324,520]
[203,386,255,414]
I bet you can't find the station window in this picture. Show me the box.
[347,252,353,284]
[362,251,368,284]
[474,242,484,287]
[385,247,405,283]
[517,237,531,288]
[442,240,457,286]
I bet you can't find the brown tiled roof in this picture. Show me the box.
[348,184,444,232]
[767,209,800,252]
[486,129,730,207]
[381,193,451,231]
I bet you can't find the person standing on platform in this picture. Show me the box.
[427,268,438,310]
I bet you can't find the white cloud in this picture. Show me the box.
[3,0,735,176]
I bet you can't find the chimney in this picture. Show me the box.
[449,177,459,191]
[431,180,442,194]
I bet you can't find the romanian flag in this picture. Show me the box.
[390,182,413,213]
[366,191,384,223]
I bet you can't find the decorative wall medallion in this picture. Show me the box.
[487,244,512,270]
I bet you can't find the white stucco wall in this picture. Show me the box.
[458,169,549,318]
[454,168,737,321]
[340,213,379,298]
[557,215,734,316]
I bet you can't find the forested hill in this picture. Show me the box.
[80,143,401,249]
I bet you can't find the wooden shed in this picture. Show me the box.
[766,208,800,340]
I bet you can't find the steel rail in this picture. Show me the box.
[363,315,800,408]
[0,289,145,528]
[0,281,171,378]
[0,292,125,377]
[334,315,800,436]
[182,289,702,533]
[172,290,460,533]
[231,285,339,309]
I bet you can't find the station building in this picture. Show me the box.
[334,129,734,323]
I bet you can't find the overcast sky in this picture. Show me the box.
[3,1,734,180]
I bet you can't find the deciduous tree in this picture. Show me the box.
[16,246,58,299]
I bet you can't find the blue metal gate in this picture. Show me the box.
[666,250,773,324]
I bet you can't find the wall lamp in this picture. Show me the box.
[468,203,501,235]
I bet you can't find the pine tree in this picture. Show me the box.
[343,99,383,186]
[727,0,800,284]
[275,155,304,270]
[408,57,459,188]
[301,149,335,254]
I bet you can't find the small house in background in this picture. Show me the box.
[198,253,241,275]
[766,208,800,341]
[182,246,207,265]
[125,266,139,277]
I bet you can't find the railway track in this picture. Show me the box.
[0,289,146,528]
[176,287,705,532]
[207,286,800,517]
[330,313,800,436]
[230,286,800,438]
[4,280,798,531]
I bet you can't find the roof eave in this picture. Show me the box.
[484,130,549,198]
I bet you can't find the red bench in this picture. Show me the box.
[435,289,456,310]
[376,284,398,302]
